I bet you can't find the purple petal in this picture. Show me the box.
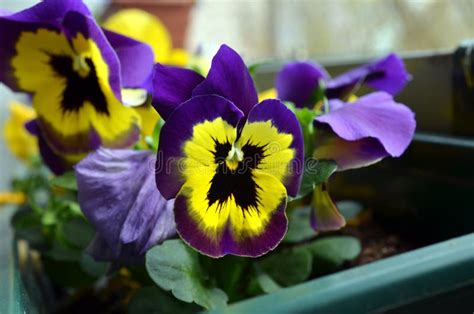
[0,9,11,16]
[151,64,204,120]
[314,131,388,171]
[103,29,154,90]
[310,183,346,231]
[62,11,122,100]
[25,119,71,175]
[0,20,55,91]
[156,95,244,199]
[175,191,288,258]
[192,44,258,115]
[326,53,410,99]
[76,149,176,263]
[0,0,90,91]
[246,99,304,197]
[276,61,329,108]
[5,0,91,24]
[314,92,416,171]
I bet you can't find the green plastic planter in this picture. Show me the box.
[212,233,474,314]
[0,207,32,314]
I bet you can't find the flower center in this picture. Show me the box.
[226,144,243,170]
[73,54,91,78]
[49,54,109,115]
[207,140,266,212]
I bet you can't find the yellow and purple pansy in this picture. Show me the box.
[153,45,304,257]
[0,0,154,173]
[275,56,416,232]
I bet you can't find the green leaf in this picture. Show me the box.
[41,210,57,226]
[284,206,316,243]
[146,118,165,151]
[42,256,96,288]
[199,255,251,302]
[337,200,364,221]
[253,263,281,294]
[79,253,107,278]
[46,239,82,261]
[11,207,47,249]
[308,79,327,108]
[294,107,318,156]
[258,248,312,287]
[305,236,361,275]
[283,103,319,158]
[60,218,95,249]
[50,172,77,190]
[128,286,201,314]
[146,240,228,310]
[295,160,337,200]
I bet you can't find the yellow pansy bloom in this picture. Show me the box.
[3,101,38,162]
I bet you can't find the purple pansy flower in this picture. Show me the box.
[309,93,415,232]
[153,45,304,257]
[75,149,176,264]
[0,0,154,174]
[276,56,415,232]
[314,92,416,171]
[276,53,410,108]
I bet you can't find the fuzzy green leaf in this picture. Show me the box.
[296,159,338,200]
[128,286,201,314]
[60,218,95,249]
[50,172,77,190]
[305,236,361,275]
[253,264,281,294]
[258,248,312,287]
[146,240,228,310]
[284,206,316,243]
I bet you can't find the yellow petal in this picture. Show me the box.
[103,8,172,63]
[0,192,26,205]
[258,88,277,102]
[167,48,190,67]
[237,120,295,183]
[348,94,358,103]
[134,104,160,143]
[2,101,38,162]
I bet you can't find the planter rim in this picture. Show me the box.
[0,207,30,313]
[210,232,474,313]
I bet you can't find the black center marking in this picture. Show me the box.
[207,139,266,216]
[49,55,109,115]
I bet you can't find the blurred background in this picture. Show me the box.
[1,0,473,190]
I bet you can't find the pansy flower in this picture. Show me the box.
[0,0,154,173]
[153,45,304,257]
[276,53,411,107]
[275,57,416,232]
[75,149,176,264]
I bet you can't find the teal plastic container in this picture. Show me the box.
[0,207,32,313]
[212,233,474,313]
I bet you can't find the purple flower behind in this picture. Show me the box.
[315,92,416,171]
[275,54,415,233]
[75,149,176,264]
[326,53,411,99]
[276,53,410,108]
